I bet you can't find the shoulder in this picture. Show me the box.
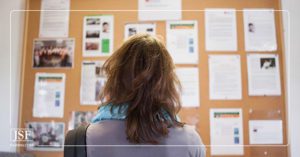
[168,125,203,145]
[86,120,128,145]
[166,125,206,157]
[87,120,125,135]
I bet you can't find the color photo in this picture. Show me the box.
[26,122,65,151]
[33,38,75,68]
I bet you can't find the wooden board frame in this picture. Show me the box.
[18,0,288,157]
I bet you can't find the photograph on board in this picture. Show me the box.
[248,23,255,33]
[86,17,101,25]
[26,122,65,151]
[85,42,99,51]
[260,58,276,70]
[128,28,137,37]
[86,30,100,38]
[33,38,75,68]
[102,22,110,33]
[124,23,156,39]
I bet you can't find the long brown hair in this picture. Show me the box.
[100,34,183,144]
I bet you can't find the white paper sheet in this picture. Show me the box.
[209,55,242,100]
[138,0,181,21]
[80,61,106,105]
[205,9,237,51]
[249,120,283,144]
[243,9,277,51]
[166,20,198,64]
[247,54,281,96]
[33,73,65,118]
[39,0,70,37]
[176,67,200,107]
[124,23,156,39]
[82,15,114,57]
[210,108,244,155]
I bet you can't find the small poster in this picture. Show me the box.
[39,0,70,37]
[68,111,97,130]
[205,9,237,51]
[124,23,156,39]
[176,67,200,107]
[80,61,106,105]
[26,122,65,151]
[243,9,277,51]
[210,108,244,155]
[33,73,65,118]
[33,38,75,68]
[83,15,114,57]
[209,55,242,100]
[138,0,182,21]
[247,54,281,96]
[249,120,283,144]
[166,20,198,64]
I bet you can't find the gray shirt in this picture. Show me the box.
[86,120,206,157]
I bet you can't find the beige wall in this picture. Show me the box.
[281,0,300,157]
[0,0,25,152]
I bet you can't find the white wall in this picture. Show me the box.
[0,0,25,152]
[281,0,300,157]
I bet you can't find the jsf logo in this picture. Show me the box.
[11,128,32,142]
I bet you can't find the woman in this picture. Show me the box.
[87,34,205,157]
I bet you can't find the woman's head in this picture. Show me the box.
[100,34,183,144]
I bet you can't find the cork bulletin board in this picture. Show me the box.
[19,0,287,157]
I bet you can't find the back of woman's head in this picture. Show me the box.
[100,34,183,144]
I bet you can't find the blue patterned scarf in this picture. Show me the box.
[92,103,179,123]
